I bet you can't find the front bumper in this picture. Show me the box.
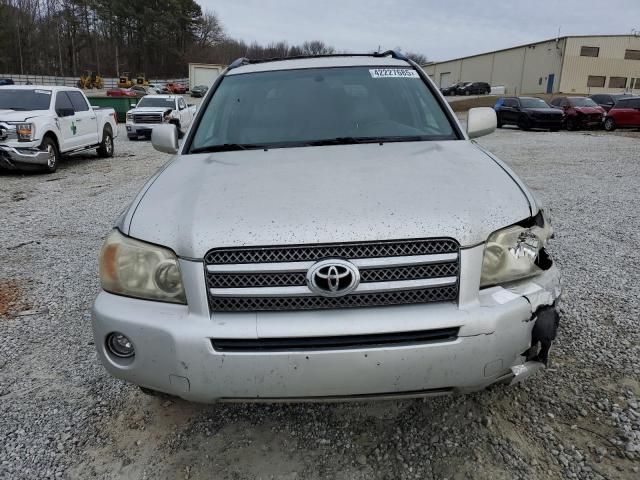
[0,144,49,169]
[126,123,162,137]
[92,246,561,403]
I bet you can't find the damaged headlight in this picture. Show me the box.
[9,122,35,141]
[99,229,186,304]
[480,210,553,288]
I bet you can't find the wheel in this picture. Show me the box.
[465,90,471,96]
[517,116,531,131]
[565,117,578,131]
[96,127,114,157]
[486,88,491,95]
[39,136,60,173]
[603,117,616,131]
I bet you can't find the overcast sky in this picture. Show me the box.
[201,0,640,61]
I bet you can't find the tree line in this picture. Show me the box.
[0,0,427,78]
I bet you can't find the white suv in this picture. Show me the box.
[92,52,561,403]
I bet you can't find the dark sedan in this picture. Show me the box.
[190,85,209,97]
[456,82,491,96]
[440,82,465,96]
[495,97,563,131]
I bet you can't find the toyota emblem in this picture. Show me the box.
[306,259,360,297]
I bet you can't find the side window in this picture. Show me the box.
[560,98,569,107]
[55,92,73,113]
[550,98,560,106]
[616,100,629,109]
[630,99,640,109]
[67,91,89,112]
[590,95,602,103]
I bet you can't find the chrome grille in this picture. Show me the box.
[210,285,458,312]
[133,113,163,124]
[205,239,458,264]
[205,238,460,312]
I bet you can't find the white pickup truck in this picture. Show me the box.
[0,86,117,173]
[125,95,196,140]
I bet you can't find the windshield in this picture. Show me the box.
[137,97,175,108]
[520,98,549,108]
[190,66,457,152]
[569,98,598,107]
[0,89,52,110]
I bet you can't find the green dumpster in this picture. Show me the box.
[87,96,139,122]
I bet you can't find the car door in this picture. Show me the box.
[613,99,634,126]
[501,98,518,124]
[630,98,640,126]
[54,91,78,151]
[177,97,192,127]
[67,90,99,147]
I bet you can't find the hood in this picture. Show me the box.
[0,109,49,122]
[574,106,604,114]
[127,141,533,258]
[130,107,173,113]
[525,108,562,115]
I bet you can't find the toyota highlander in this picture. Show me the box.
[92,52,561,403]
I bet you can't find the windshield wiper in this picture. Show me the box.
[306,135,428,146]
[191,143,264,153]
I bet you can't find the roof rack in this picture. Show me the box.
[227,50,410,70]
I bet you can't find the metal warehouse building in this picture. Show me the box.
[423,34,640,95]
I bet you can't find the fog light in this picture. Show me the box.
[106,332,135,358]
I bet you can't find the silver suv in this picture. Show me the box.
[92,52,561,402]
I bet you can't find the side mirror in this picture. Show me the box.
[56,108,74,117]
[467,107,497,139]
[151,124,179,154]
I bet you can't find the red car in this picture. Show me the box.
[604,97,640,131]
[549,96,605,130]
[106,85,148,98]
[164,82,187,94]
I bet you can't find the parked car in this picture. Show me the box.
[589,93,633,112]
[106,85,149,98]
[603,96,640,131]
[549,96,605,130]
[164,82,187,94]
[147,83,164,94]
[440,81,465,96]
[0,78,15,86]
[457,82,491,96]
[93,52,561,403]
[0,86,117,173]
[495,96,563,131]
[125,94,196,140]
[190,85,209,97]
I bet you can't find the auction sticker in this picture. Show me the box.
[369,68,419,79]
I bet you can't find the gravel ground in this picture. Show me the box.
[1,123,639,480]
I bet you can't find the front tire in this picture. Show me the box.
[97,127,114,157]
[465,90,471,96]
[517,116,531,131]
[39,136,60,173]
[604,117,616,131]
[565,117,578,131]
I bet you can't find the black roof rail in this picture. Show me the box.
[226,50,410,69]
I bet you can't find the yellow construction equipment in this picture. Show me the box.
[77,71,104,89]
[135,74,149,87]
[117,72,133,88]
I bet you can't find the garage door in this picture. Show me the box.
[439,72,451,88]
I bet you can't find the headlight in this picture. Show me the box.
[126,113,133,122]
[10,122,34,141]
[480,210,552,288]
[99,230,186,304]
